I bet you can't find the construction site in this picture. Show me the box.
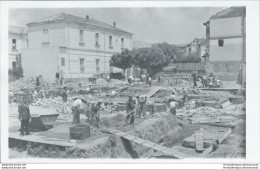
[8,73,246,159]
[7,7,246,160]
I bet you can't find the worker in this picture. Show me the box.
[71,96,86,124]
[106,74,111,83]
[90,101,101,127]
[148,76,152,87]
[18,96,31,136]
[125,96,135,125]
[135,95,141,118]
[209,75,214,88]
[139,95,147,118]
[169,99,178,116]
[182,88,188,103]
[36,75,41,87]
[61,86,68,113]
[111,90,117,97]
[55,71,60,85]
[192,73,197,87]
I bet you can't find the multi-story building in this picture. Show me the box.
[204,7,246,81]
[21,12,133,82]
[8,25,28,70]
[176,38,208,62]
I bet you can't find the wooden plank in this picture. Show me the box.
[221,100,231,109]
[195,131,204,152]
[217,128,232,144]
[200,146,213,158]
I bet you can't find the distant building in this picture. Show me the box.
[8,25,28,70]
[176,38,208,62]
[204,7,246,81]
[20,12,133,82]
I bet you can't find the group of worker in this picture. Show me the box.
[125,95,147,125]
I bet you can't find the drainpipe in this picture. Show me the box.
[104,29,106,73]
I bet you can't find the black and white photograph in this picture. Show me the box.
[1,1,259,164]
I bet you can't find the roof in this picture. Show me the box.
[27,12,133,35]
[210,7,246,20]
[9,25,27,34]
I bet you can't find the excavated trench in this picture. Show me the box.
[9,113,186,159]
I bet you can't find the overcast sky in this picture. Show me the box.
[9,7,226,44]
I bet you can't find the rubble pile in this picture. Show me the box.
[96,79,128,87]
[9,77,49,92]
[189,106,224,115]
[31,97,73,109]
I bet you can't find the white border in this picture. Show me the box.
[1,1,259,164]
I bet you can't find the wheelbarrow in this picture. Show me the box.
[29,113,59,131]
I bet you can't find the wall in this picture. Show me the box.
[28,22,66,48]
[210,38,243,62]
[21,47,59,82]
[210,17,243,38]
[9,33,28,69]
[65,23,132,53]
[59,47,113,79]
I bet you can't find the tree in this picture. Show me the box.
[110,49,133,75]
[132,47,168,76]
[152,42,182,61]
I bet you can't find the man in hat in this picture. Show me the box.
[169,98,178,116]
[139,95,147,118]
[61,86,68,113]
[90,100,102,127]
[71,96,86,124]
[125,95,135,125]
[18,97,31,136]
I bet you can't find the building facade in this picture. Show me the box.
[8,26,28,70]
[205,7,246,81]
[21,13,133,82]
[176,38,208,62]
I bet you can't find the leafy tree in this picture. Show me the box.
[132,47,168,76]
[110,49,133,75]
[152,42,182,61]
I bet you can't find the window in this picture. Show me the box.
[189,47,191,53]
[218,39,224,47]
[121,38,124,48]
[42,42,49,47]
[96,59,100,73]
[61,58,65,66]
[43,29,48,34]
[12,62,16,70]
[12,39,16,50]
[95,33,100,47]
[80,59,85,73]
[79,30,84,43]
[109,36,113,48]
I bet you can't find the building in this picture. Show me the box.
[8,25,28,70]
[176,38,208,62]
[21,12,133,82]
[204,7,246,81]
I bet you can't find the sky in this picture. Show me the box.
[9,7,226,44]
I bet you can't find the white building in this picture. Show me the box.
[21,13,133,82]
[204,7,246,81]
[8,25,28,70]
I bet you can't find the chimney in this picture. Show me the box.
[113,22,116,27]
[86,15,89,21]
